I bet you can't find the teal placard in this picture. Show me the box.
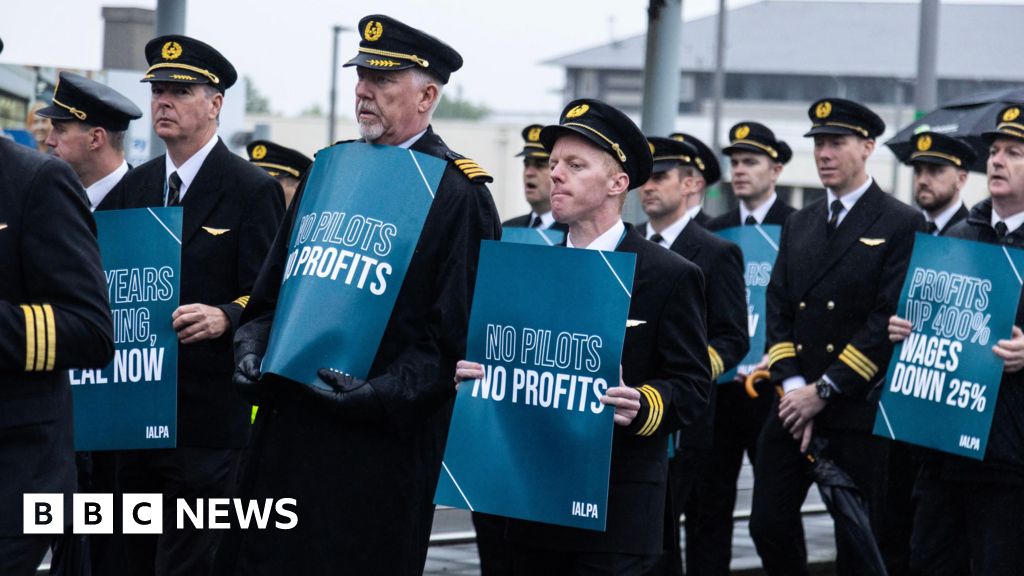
[501,226,566,246]
[436,240,636,531]
[715,224,781,382]
[873,233,1024,459]
[71,207,182,451]
[262,143,443,386]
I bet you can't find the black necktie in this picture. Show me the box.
[925,221,939,235]
[744,215,758,226]
[166,171,182,207]
[995,221,1009,240]
[529,214,542,228]
[651,233,664,245]
[827,199,844,237]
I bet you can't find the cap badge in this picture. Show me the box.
[672,134,685,142]
[364,21,384,42]
[252,145,268,160]
[916,135,932,152]
[566,104,589,119]
[696,158,705,171]
[735,125,750,139]
[161,41,183,61]
[648,142,656,155]
[527,127,541,142]
[1003,107,1021,123]
[815,101,832,119]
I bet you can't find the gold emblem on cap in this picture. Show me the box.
[672,134,685,142]
[528,127,541,142]
[735,125,750,140]
[815,101,832,119]
[364,21,383,42]
[916,135,932,152]
[161,41,183,60]
[252,145,268,160]
[649,142,656,155]
[566,104,589,119]
[1003,107,1021,123]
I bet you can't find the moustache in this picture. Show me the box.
[357,101,381,116]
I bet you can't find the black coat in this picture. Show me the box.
[229,127,501,575]
[637,221,748,450]
[936,202,970,236]
[692,208,711,228]
[941,199,1024,483]
[502,212,569,233]
[508,224,711,555]
[767,182,923,430]
[0,140,114,535]
[706,197,796,230]
[105,138,285,448]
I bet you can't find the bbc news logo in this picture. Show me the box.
[23,494,298,534]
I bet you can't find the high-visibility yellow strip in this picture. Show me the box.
[43,304,55,371]
[31,304,46,372]
[22,305,35,371]
[708,346,724,380]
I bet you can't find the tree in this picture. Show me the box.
[245,75,271,114]
[300,103,324,117]
[433,85,490,120]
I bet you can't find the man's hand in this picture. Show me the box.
[172,304,230,344]
[454,360,485,391]
[752,353,770,373]
[778,383,826,438]
[601,368,641,426]
[298,368,384,422]
[233,353,264,404]
[994,325,1024,373]
[889,315,912,343]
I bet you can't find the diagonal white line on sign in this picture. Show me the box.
[1003,246,1022,286]
[409,150,435,199]
[535,229,555,246]
[755,224,779,252]
[598,251,631,298]
[877,401,895,440]
[441,461,474,511]
[147,208,181,245]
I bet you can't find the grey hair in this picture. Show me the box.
[408,68,444,116]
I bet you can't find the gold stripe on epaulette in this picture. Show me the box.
[839,344,877,381]
[708,346,724,380]
[22,305,35,371]
[454,158,491,180]
[43,304,55,371]
[233,295,251,308]
[637,384,663,436]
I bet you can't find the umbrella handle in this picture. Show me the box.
[744,370,771,399]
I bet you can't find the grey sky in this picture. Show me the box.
[1,0,752,118]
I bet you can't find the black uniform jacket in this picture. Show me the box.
[230,127,500,576]
[638,221,748,450]
[767,182,923,431]
[706,197,796,230]
[502,212,569,233]
[942,199,1024,484]
[692,208,711,228]
[105,138,285,447]
[0,140,114,534]
[508,224,711,555]
[936,202,969,236]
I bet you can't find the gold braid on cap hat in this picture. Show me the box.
[145,62,221,85]
[358,47,429,68]
[50,98,87,121]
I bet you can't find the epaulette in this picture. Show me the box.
[316,139,358,159]
[448,152,493,183]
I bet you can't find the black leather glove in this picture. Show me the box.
[233,353,265,404]
[300,368,384,422]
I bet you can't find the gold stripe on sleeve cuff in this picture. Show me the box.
[22,305,36,371]
[636,384,664,437]
[768,342,796,368]
[708,346,724,380]
[232,295,251,308]
[839,344,878,381]
[31,304,46,371]
[43,304,56,371]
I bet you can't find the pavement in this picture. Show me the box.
[425,456,837,575]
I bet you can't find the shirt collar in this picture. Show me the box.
[567,219,625,251]
[739,192,778,225]
[165,133,219,201]
[533,210,556,230]
[685,204,703,222]
[397,129,428,150]
[927,201,964,234]
[826,176,873,221]
[646,212,691,248]
[991,206,1024,235]
[86,160,129,212]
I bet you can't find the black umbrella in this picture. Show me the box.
[806,436,889,576]
[886,87,1024,173]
